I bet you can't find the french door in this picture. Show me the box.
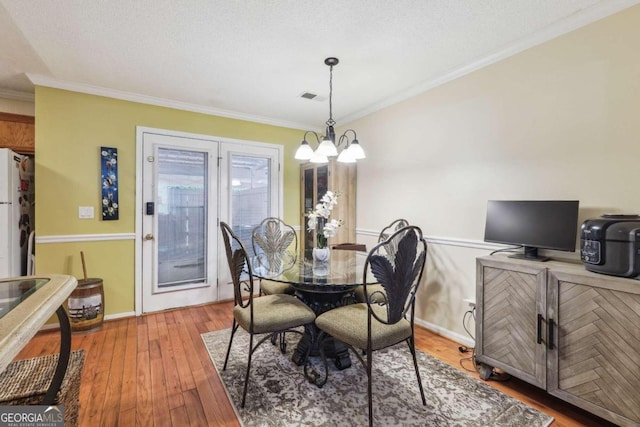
[217,143,280,300]
[140,131,218,313]
[136,127,281,314]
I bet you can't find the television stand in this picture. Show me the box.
[476,255,640,426]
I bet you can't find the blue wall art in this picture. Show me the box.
[100,147,119,220]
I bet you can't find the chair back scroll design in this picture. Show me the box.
[376,218,411,270]
[220,222,254,311]
[377,218,409,242]
[251,217,297,276]
[365,225,427,325]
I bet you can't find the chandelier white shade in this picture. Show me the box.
[294,57,365,164]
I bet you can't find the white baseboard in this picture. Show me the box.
[104,311,136,321]
[38,311,136,331]
[414,317,475,348]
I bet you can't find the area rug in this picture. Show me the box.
[202,328,553,427]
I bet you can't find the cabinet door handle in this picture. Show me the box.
[537,314,543,344]
[548,318,555,350]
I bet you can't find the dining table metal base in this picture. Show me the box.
[291,289,356,370]
[291,325,352,370]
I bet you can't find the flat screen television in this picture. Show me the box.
[484,200,579,261]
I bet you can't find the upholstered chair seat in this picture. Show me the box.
[315,303,411,351]
[353,283,386,304]
[259,279,295,296]
[233,294,315,334]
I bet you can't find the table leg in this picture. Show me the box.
[291,324,351,370]
[42,306,71,405]
[324,338,351,370]
[292,289,356,370]
[291,326,316,366]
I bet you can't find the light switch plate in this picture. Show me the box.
[78,206,94,219]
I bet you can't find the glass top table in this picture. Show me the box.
[253,250,376,370]
[0,278,50,320]
[253,250,376,293]
[0,275,78,405]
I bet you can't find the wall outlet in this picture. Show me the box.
[463,298,476,308]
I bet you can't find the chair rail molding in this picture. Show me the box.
[356,229,503,251]
[37,233,136,244]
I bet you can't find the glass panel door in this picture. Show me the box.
[141,131,218,314]
[218,142,280,300]
[230,155,271,255]
[156,148,207,288]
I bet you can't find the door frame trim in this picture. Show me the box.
[134,126,283,315]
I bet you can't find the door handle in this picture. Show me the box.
[537,314,543,344]
[144,233,154,241]
[548,318,555,350]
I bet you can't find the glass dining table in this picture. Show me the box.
[253,249,377,370]
[0,275,78,404]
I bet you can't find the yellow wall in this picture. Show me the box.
[34,87,302,315]
[350,6,640,341]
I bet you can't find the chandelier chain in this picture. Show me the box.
[326,64,335,127]
[294,56,364,163]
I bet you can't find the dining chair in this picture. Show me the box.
[220,221,316,408]
[311,225,428,426]
[378,218,410,242]
[354,218,410,303]
[251,217,299,352]
[251,217,297,296]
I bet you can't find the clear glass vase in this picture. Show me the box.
[312,247,331,263]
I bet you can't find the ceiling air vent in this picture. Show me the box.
[300,92,317,100]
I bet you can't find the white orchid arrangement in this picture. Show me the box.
[307,190,343,249]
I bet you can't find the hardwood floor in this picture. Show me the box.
[16,301,614,426]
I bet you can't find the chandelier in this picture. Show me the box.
[294,57,366,164]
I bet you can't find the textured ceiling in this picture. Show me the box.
[0,0,638,129]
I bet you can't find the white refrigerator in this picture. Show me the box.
[0,148,35,278]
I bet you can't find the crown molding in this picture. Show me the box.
[26,73,311,131]
[341,0,640,125]
[0,88,35,102]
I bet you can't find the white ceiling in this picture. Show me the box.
[1,0,638,130]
